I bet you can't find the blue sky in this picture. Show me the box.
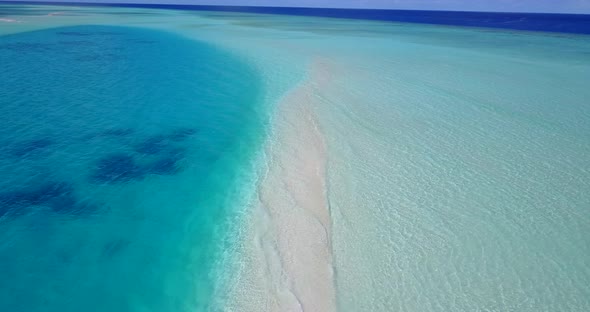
[7,0,590,13]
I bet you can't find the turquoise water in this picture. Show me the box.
[0,25,262,311]
[318,27,590,311]
[2,4,590,312]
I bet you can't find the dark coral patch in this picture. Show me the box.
[143,148,187,176]
[10,138,54,158]
[0,182,93,217]
[134,136,169,155]
[145,156,180,175]
[1,182,73,207]
[166,128,198,142]
[133,128,197,155]
[50,197,99,216]
[91,154,144,183]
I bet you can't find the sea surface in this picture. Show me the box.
[0,23,264,311]
[1,3,590,312]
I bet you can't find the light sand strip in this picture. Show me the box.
[230,59,337,312]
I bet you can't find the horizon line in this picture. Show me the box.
[1,0,590,16]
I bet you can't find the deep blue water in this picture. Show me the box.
[0,25,262,311]
[2,1,590,34]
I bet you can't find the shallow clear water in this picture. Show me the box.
[319,27,590,312]
[0,24,262,311]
